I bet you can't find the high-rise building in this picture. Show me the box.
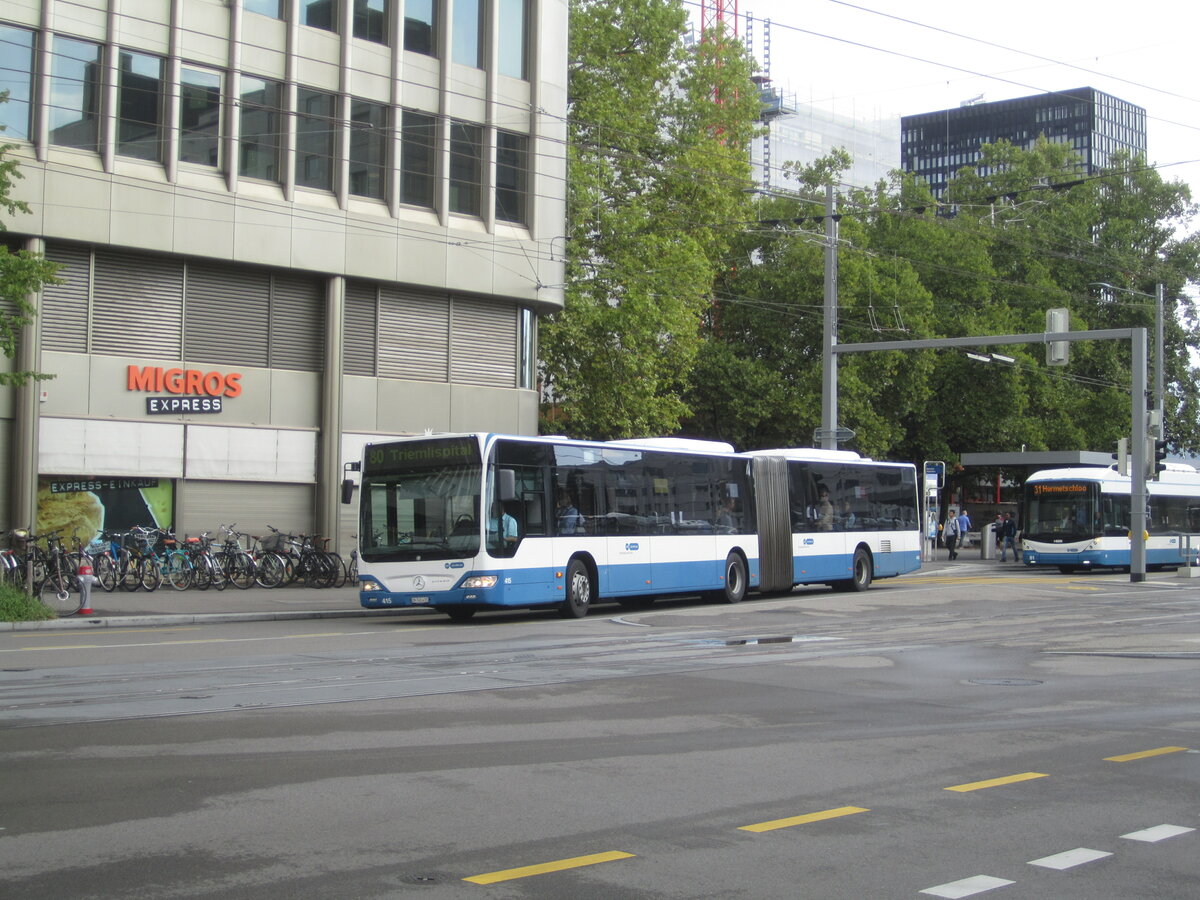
[901,87,1146,199]
[0,1,567,550]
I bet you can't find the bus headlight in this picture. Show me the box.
[360,578,384,592]
[461,575,498,589]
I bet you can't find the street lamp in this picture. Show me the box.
[1090,282,1166,437]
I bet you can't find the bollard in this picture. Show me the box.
[77,562,96,615]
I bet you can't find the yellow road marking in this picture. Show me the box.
[1105,746,1189,762]
[945,772,1048,792]
[464,851,633,885]
[1066,586,1102,591]
[740,805,869,833]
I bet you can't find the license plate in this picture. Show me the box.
[411,596,429,604]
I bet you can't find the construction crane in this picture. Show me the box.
[700,0,739,38]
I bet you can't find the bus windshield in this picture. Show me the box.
[1023,481,1101,542]
[359,437,482,562]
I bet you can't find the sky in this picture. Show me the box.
[688,0,1200,199]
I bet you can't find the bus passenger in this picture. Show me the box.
[555,490,582,534]
[817,487,834,531]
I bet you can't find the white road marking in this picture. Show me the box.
[1028,848,1112,870]
[1121,824,1195,842]
[920,875,1014,898]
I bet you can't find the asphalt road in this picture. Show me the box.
[1,563,1197,899]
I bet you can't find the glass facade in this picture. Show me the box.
[49,36,102,150]
[404,0,436,56]
[449,119,482,215]
[296,87,337,191]
[901,88,1147,199]
[495,130,528,224]
[452,0,482,68]
[400,109,436,208]
[498,0,528,79]
[303,0,338,32]
[179,66,221,167]
[0,24,34,140]
[239,76,283,182]
[117,50,164,161]
[353,0,388,44]
[349,99,388,199]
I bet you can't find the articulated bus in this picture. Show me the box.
[1021,465,1200,573]
[352,433,921,620]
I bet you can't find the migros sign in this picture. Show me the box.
[126,365,243,415]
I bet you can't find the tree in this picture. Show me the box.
[539,0,763,439]
[0,95,58,388]
[687,139,1200,460]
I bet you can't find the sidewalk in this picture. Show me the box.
[2,553,1169,632]
[1,583,394,631]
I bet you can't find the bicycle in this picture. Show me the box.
[13,528,83,615]
[266,526,337,588]
[214,524,257,590]
[183,531,226,591]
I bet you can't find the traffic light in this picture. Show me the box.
[1152,438,1168,478]
[1112,438,1128,476]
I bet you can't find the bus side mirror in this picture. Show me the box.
[342,461,360,504]
[498,468,516,502]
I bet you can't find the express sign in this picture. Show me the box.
[127,365,242,415]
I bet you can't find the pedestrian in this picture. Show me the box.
[944,513,960,560]
[1000,512,1019,562]
[956,508,972,552]
[993,514,1004,553]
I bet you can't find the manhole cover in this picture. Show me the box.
[968,678,1043,686]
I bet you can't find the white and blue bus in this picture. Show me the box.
[352,433,921,620]
[1021,465,1200,572]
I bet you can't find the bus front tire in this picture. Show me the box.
[708,552,747,604]
[560,559,593,618]
[442,607,477,621]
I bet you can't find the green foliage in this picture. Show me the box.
[541,0,762,439]
[0,582,54,622]
[689,141,1200,459]
[1,99,59,387]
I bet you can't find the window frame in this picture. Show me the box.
[178,64,223,168]
[117,49,165,162]
[48,35,103,151]
[448,119,483,217]
[238,75,284,184]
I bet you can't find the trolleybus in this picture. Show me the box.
[351,433,921,619]
[1021,465,1200,572]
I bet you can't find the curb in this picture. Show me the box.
[0,607,415,632]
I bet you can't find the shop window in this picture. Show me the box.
[0,25,35,141]
[404,0,437,56]
[239,76,283,183]
[296,87,336,192]
[448,119,482,216]
[354,0,389,44]
[179,66,222,167]
[498,0,528,79]
[49,36,102,151]
[349,99,388,199]
[495,130,528,224]
[452,0,482,68]
[400,109,436,208]
[117,50,164,161]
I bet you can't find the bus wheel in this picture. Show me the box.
[1058,565,1077,574]
[835,548,873,593]
[709,552,747,604]
[442,607,476,621]
[560,559,593,618]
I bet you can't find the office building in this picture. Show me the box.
[901,87,1146,199]
[0,0,567,551]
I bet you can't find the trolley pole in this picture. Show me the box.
[820,183,839,451]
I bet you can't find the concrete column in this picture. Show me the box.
[316,274,345,551]
[11,237,45,529]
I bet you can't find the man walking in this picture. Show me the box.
[944,513,960,560]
